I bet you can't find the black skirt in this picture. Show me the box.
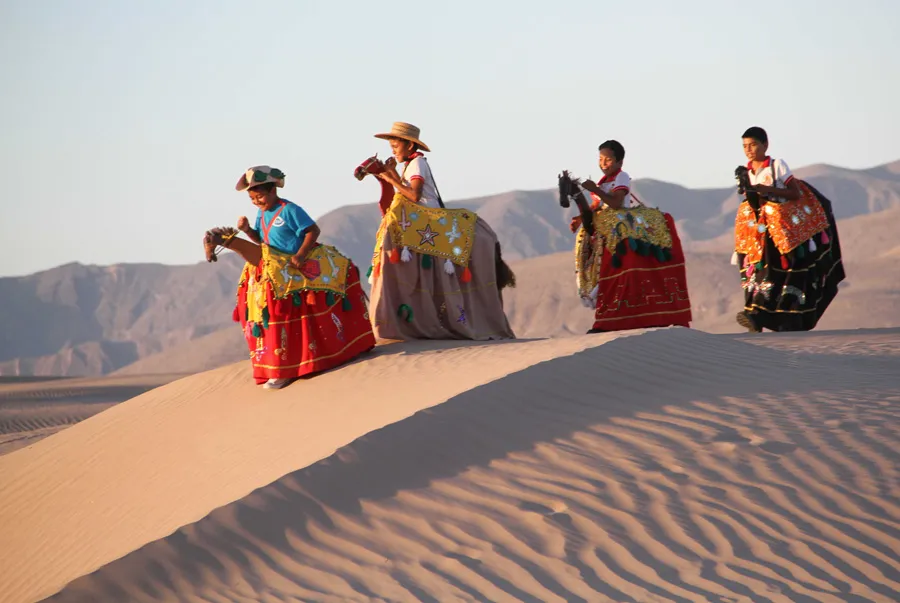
[737,182,845,332]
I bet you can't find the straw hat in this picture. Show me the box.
[235,165,286,192]
[374,122,431,152]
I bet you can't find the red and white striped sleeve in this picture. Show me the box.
[612,171,631,193]
[405,157,425,184]
[775,159,794,186]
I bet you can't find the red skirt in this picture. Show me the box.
[593,213,693,331]
[235,263,375,383]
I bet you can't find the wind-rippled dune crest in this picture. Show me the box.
[40,329,900,603]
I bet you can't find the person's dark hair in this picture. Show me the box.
[248,182,276,194]
[598,140,625,162]
[742,126,768,145]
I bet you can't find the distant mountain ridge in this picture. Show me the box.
[2,160,898,376]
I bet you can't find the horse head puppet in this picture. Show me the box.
[203,227,239,263]
[734,165,762,210]
[354,154,395,216]
[558,170,595,236]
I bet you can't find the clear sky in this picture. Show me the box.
[1,0,898,276]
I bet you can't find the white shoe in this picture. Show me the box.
[263,378,291,390]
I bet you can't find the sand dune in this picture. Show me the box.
[0,374,180,457]
[1,329,897,602]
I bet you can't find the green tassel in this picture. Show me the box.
[262,307,270,329]
[292,292,302,306]
[796,245,806,259]
[326,291,336,306]
[628,238,638,252]
[251,323,262,337]
[366,265,373,277]
[756,261,764,271]
[397,304,414,322]
[615,241,627,255]
[611,254,622,269]
[637,241,650,256]
[342,296,352,311]
[421,254,432,269]
[663,248,672,262]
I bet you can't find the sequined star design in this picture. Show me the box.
[399,206,412,231]
[332,313,345,341]
[456,305,467,324]
[280,264,300,283]
[446,217,462,244]
[417,224,440,246]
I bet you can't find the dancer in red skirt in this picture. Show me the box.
[562,141,692,332]
[204,165,375,389]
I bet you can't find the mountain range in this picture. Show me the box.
[2,160,899,376]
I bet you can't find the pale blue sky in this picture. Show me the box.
[1,0,898,276]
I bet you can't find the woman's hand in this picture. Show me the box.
[581,180,599,194]
[290,253,306,269]
[569,215,583,233]
[376,170,399,184]
[237,216,251,232]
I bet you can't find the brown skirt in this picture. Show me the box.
[369,217,515,341]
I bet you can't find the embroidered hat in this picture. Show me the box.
[374,122,431,152]
[235,165,286,192]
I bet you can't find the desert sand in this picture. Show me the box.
[0,374,181,457]
[1,328,898,602]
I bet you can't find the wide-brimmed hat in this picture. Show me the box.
[374,122,431,152]
[235,165,286,192]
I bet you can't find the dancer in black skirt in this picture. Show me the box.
[732,127,845,332]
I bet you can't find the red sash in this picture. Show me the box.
[260,201,288,245]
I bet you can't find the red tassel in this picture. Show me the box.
[460,266,472,283]
[232,306,240,322]
[374,264,381,278]
[306,291,316,305]
[780,256,789,269]
[821,230,830,244]
[389,248,400,264]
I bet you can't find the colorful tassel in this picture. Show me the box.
[292,292,302,306]
[615,241,627,255]
[389,247,400,264]
[306,291,316,305]
[756,261,764,271]
[808,238,817,252]
[400,246,412,262]
[628,238,638,252]
[821,230,830,244]
[655,248,666,263]
[730,251,739,266]
[397,304,414,322]
[374,264,381,278]
[262,307,270,329]
[611,254,622,269]
[251,323,262,337]
[443,259,455,275]
[366,265,373,277]
[421,254,432,269]
[232,306,240,322]
[326,291,336,306]
[780,256,789,270]
[638,241,650,256]
[796,245,805,259]
[342,296,352,311]
[460,266,472,283]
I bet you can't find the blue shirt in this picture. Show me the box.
[254,199,316,255]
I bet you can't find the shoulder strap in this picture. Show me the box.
[403,156,445,208]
